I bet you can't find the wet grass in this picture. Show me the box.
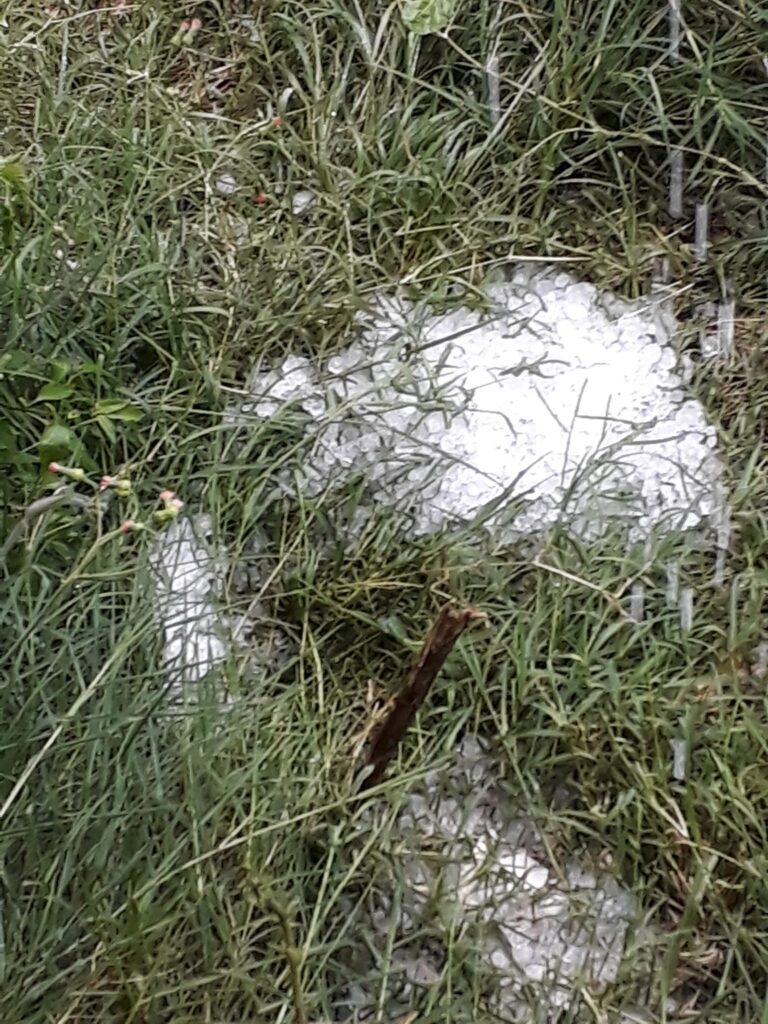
[1,0,767,1020]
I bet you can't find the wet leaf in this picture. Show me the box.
[39,422,75,468]
[35,382,73,402]
[402,0,459,35]
[93,398,142,422]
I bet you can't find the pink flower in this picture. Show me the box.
[254,192,267,205]
[170,497,184,511]
[100,475,116,490]
[48,461,61,474]
[272,115,283,127]
[120,520,135,533]
[159,489,175,501]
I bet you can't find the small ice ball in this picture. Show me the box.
[215,173,237,196]
[301,395,325,418]
[327,355,347,376]
[291,189,315,216]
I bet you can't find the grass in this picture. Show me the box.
[1,0,768,1020]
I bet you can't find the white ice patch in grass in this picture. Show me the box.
[341,736,652,1021]
[149,515,232,694]
[149,516,293,700]
[235,266,725,543]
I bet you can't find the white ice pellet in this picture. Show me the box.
[524,865,550,891]
[679,587,694,632]
[668,149,684,218]
[486,54,501,126]
[668,0,681,62]
[717,298,736,358]
[215,173,237,196]
[629,582,645,623]
[694,202,709,262]
[671,737,688,781]
[753,640,768,678]
[490,947,510,970]
[291,189,315,216]
[713,502,731,587]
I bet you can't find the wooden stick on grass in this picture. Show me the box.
[360,603,485,791]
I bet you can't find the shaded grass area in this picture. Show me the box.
[1,0,768,1020]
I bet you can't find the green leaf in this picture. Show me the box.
[111,406,142,422]
[402,0,459,34]
[96,415,116,443]
[39,423,75,468]
[0,422,17,453]
[0,158,30,208]
[39,423,74,450]
[92,398,142,422]
[376,614,411,645]
[50,360,70,382]
[35,382,73,402]
[0,350,40,373]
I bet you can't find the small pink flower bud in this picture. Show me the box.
[48,461,61,474]
[159,489,175,501]
[100,475,116,490]
[170,497,184,511]
[120,520,135,533]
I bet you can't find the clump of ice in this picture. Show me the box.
[236,266,725,542]
[148,515,232,694]
[149,515,292,697]
[339,736,653,1021]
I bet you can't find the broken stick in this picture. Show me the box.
[360,603,485,791]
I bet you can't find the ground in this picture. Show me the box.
[1,1,768,1021]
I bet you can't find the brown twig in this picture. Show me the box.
[360,602,485,791]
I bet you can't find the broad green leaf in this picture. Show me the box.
[93,398,143,422]
[39,423,74,451]
[93,398,130,415]
[39,422,75,468]
[35,382,73,402]
[110,406,142,422]
[50,360,70,382]
[402,0,459,34]
[96,415,116,443]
